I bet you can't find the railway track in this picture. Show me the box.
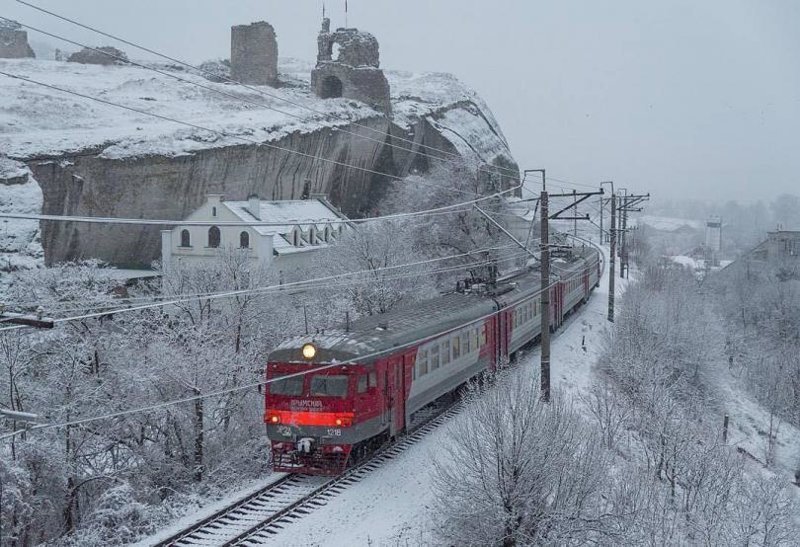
[154,404,461,546]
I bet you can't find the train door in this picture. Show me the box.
[498,313,508,365]
[583,268,590,300]
[387,355,405,438]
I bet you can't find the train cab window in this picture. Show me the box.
[452,336,460,359]
[430,344,440,371]
[269,375,304,396]
[369,371,377,388]
[357,375,368,394]
[441,340,450,365]
[310,375,349,398]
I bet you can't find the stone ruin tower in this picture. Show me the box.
[230,21,278,86]
[0,19,35,59]
[311,19,391,114]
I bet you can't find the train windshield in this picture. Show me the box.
[309,375,349,398]
[269,375,304,396]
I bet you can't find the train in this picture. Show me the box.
[264,242,602,475]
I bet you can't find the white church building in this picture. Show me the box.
[161,194,349,281]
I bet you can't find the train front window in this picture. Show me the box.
[310,375,349,398]
[269,375,303,396]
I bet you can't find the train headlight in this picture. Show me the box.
[268,414,280,424]
[301,343,317,360]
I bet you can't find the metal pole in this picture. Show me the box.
[599,197,604,244]
[573,189,578,237]
[608,193,616,322]
[621,191,628,279]
[540,183,551,402]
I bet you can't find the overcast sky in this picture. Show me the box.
[6,0,800,203]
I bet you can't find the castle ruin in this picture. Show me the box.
[0,20,35,59]
[230,21,278,86]
[311,19,391,114]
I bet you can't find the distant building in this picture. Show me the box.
[705,216,722,266]
[708,230,800,285]
[161,194,349,281]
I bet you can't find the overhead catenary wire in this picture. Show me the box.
[0,244,527,326]
[0,186,516,226]
[0,257,599,444]
[1,243,528,313]
[9,3,522,183]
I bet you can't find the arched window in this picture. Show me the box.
[240,231,250,249]
[180,229,191,247]
[212,206,217,217]
[208,226,221,248]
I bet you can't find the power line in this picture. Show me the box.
[0,244,523,326]
[10,3,522,182]
[0,69,483,198]
[0,183,516,226]
[0,263,599,443]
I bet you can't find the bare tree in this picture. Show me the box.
[431,379,612,546]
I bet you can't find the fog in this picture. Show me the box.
[6,0,799,202]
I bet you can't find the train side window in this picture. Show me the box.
[418,349,429,376]
[471,328,478,351]
[369,371,377,388]
[452,336,460,359]
[430,344,440,370]
[461,331,470,354]
[479,325,486,347]
[441,340,451,365]
[357,375,368,394]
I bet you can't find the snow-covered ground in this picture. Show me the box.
[256,248,620,546]
[235,246,798,546]
[0,57,507,161]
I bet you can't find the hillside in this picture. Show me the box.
[0,57,518,266]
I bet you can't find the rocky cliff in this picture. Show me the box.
[0,58,519,267]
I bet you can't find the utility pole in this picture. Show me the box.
[620,191,628,279]
[608,193,616,322]
[573,190,578,237]
[540,178,551,403]
[599,197,604,244]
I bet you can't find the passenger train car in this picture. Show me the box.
[265,244,601,475]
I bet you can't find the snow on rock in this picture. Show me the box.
[0,161,43,271]
[0,58,375,159]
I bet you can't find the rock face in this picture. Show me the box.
[67,46,128,65]
[29,118,391,266]
[231,21,278,86]
[0,20,35,59]
[2,59,519,267]
[311,19,391,114]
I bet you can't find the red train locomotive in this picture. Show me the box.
[265,244,601,475]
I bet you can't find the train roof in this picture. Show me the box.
[271,245,598,364]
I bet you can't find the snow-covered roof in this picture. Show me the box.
[223,198,347,254]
